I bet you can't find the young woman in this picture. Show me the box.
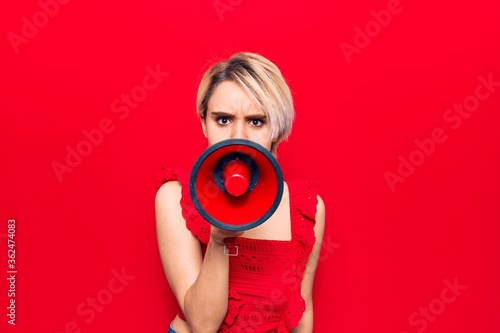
[156,52,325,333]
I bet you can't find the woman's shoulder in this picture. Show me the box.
[155,169,183,220]
[287,178,320,208]
[156,166,211,244]
[157,167,189,187]
[286,178,319,193]
[155,167,186,204]
[287,177,324,227]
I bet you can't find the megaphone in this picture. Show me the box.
[189,139,284,231]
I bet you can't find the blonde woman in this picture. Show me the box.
[156,52,325,333]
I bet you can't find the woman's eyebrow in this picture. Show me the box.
[209,111,234,117]
[245,113,266,119]
[208,110,267,119]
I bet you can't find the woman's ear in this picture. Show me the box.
[272,133,279,143]
[201,118,207,138]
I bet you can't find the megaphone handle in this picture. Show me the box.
[223,237,238,256]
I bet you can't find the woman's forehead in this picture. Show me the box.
[208,82,265,116]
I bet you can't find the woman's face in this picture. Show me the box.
[202,81,276,151]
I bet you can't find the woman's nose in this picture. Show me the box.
[232,122,247,139]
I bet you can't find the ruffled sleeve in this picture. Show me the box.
[287,179,319,328]
[157,167,211,244]
[289,179,318,266]
[157,167,182,186]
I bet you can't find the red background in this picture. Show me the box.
[1,1,499,332]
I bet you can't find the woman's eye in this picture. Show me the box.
[250,119,263,126]
[217,117,229,125]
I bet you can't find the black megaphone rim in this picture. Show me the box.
[189,138,284,231]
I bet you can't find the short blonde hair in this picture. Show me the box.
[196,52,294,155]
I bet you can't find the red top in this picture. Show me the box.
[158,167,319,333]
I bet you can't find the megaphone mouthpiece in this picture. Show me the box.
[222,159,251,197]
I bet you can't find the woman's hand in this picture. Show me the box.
[209,225,244,246]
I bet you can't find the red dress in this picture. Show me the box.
[158,168,319,333]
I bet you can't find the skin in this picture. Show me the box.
[155,81,325,333]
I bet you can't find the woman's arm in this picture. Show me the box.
[155,181,241,333]
[292,195,326,333]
